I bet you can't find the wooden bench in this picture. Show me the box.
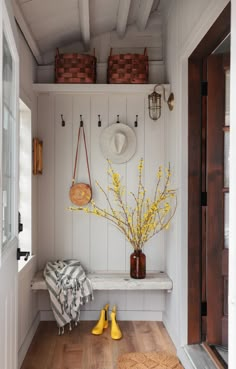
[31,270,173,292]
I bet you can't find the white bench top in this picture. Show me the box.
[31,270,173,291]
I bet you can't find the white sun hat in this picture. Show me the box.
[100,123,136,164]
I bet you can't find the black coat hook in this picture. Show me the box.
[116,115,120,123]
[61,114,65,127]
[98,115,101,127]
[134,115,138,127]
[80,115,83,127]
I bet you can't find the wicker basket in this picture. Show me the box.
[55,49,96,83]
[107,48,148,84]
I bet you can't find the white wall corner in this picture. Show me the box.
[163,311,179,349]
[18,313,40,369]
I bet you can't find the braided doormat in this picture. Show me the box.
[117,351,184,369]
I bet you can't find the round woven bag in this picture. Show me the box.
[69,183,92,206]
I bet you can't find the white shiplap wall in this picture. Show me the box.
[37,85,170,320]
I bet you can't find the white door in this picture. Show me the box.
[0,1,19,369]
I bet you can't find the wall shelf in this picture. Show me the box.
[33,83,170,94]
[31,270,173,292]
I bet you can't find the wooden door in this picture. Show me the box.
[187,3,230,345]
[0,1,19,368]
[206,53,229,347]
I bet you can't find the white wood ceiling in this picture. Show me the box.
[14,0,168,63]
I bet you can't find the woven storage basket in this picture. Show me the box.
[55,49,96,83]
[107,48,148,84]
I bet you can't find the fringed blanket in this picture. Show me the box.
[44,260,93,334]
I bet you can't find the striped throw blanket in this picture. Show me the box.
[44,260,93,334]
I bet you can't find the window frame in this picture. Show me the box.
[0,0,19,266]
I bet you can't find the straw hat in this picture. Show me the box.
[100,123,136,164]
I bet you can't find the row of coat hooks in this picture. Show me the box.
[60,114,139,127]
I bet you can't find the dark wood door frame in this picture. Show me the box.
[188,3,230,344]
[207,54,227,345]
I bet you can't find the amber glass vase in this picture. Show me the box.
[130,249,146,279]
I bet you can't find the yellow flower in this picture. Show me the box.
[157,166,163,179]
[164,202,171,212]
[138,159,144,173]
[68,159,177,250]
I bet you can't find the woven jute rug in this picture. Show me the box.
[117,351,184,369]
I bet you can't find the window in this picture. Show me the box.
[2,32,17,252]
[18,100,32,270]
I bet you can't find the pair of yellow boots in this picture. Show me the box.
[91,304,122,340]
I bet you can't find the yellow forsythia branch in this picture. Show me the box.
[69,159,177,250]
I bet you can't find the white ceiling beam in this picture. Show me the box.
[116,0,131,38]
[13,0,43,64]
[136,0,154,31]
[78,0,90,49]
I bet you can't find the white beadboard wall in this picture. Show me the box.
[37,85,170,320]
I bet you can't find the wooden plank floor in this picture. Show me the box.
[21,321,176,369]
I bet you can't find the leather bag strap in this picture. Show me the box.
[72,124,92,188]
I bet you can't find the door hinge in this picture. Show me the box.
[201,301,207,316]
[201,192,207,206]
[201,81,208,96]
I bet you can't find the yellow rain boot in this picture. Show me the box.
[91,304,109,335]
[110,305,122,340]
[103,304,109,329]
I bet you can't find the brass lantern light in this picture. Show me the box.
[148,84,174,121]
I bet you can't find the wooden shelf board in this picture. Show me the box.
[31,270,173,291]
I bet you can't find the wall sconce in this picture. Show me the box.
[148,84,174,121]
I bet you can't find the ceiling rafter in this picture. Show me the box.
[78,0,90,49]
[116,0,131,38]
[136,0,154,31]
[13,0,43,64]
